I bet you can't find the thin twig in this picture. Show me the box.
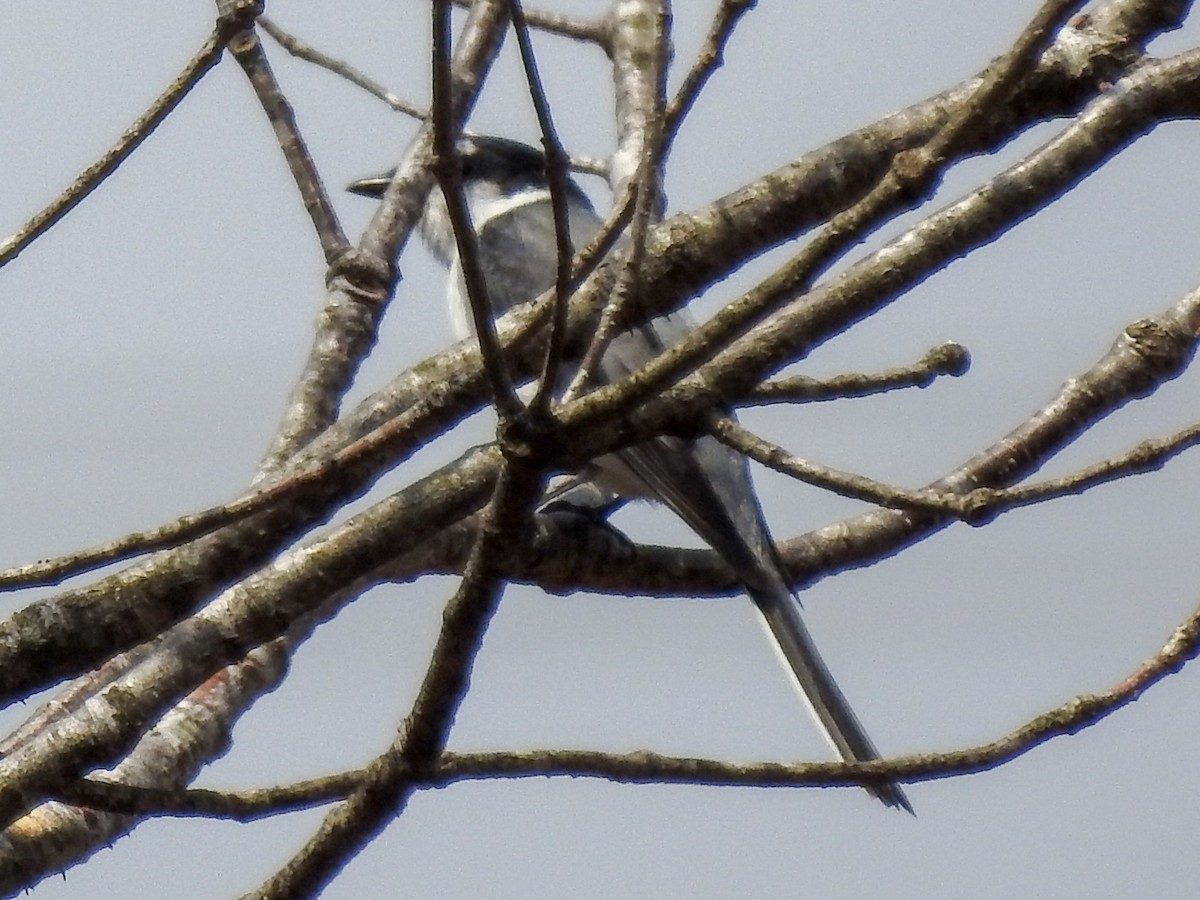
[442,597,1200,791]
[259,16,429,120]
[431,1,522,417]
[0,32,227,267]
[59,770,362,820]
[61,594,1200,811]
[0,476,298,590]
[712,411,1200,523]
[507,0,577,416]
[710,416,961,514]
[962,421,1200,519]
[567,154,610,179]
[451,0,611,48]
[664,0,757,142]
[0,390,457,589]
[447,596,1200,786]
[564,0,671,402]
[746,343,971,405]
[229,26,349,263]
[0,178,640,593]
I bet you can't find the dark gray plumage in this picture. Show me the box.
[349,136,910,811]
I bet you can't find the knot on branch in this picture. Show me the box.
[959,487,1001,526]
[653,382,727,440]
[497,410,564,471]
[1124,318,1197,382]
[214,0,263,46]
[889,147,940,203]
[326,247,395,302]
[926,342,972,377]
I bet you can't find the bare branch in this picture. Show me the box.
[712,407,1200,524]
[249,455,544,897]
[564,46,1200,437]
[441,595,1200,787]
[3,3,1196,889]
[260,0,511,469]
[560,0,1092,432]
[7,37,1193,714]
[0,636,289,889]
[0,446,503,833]
[60,593,1200,817]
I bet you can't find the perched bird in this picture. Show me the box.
[349,135,910,811]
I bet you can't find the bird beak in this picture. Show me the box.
[345,171,396,198]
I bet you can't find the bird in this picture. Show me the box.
[348,135,910,812]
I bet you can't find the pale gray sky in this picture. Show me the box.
[3,2,1200,896]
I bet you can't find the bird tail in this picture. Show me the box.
[609,432,911,812]
[748,575,912,813]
